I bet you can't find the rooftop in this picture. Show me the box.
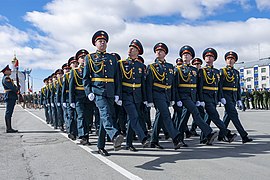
[235,57,270,69]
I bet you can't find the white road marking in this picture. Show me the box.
[22,108,142,180]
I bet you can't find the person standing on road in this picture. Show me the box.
[1,65,18,133]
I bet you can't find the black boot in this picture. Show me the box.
[5,117,18,133]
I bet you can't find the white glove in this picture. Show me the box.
[170,101,175,106]
[196,101,201,107]
[51,103,54,107]
[88,93,95,101]
[143,101,148,105]
[116,100,122,106]
[177,101,183,107]
[57,103,61,107]
[147,102,154,108]
[70,103,76,109]
[200,101,205,107]
[47,104,50,107]
[114,95,119,103]
[45,104,48,107]
[237,100,243,109]
[221,98,226,105]
[62,103,67,108]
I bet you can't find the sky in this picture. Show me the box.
[1,0,270,92]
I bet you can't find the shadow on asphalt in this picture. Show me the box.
[110,134,270,171]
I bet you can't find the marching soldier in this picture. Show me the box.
[198,48,237,143]
[46,76,53,125]
[175,45,218,145]
[51,73,58,129]
[60,63,71,132]
[220,51,253,143]
[118,39,149,151]
[69,49,93,145]
[55,69,65,131]
[146,42,182,150]
[138,55,152,131]
[1,65,18,133]
[40,77,50,123]
[83,30,124,156]
[112,53,127,136]
[62,56,78,140]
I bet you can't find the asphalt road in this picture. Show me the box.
[0,105,269,180]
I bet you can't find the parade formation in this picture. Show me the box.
[4,29,268,157]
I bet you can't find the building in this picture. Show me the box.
[235,58,270,90]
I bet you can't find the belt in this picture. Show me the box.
[153,83,171,89]
[122,82,141,88]
[178,84,197,88]
[75,86,84,91]
[4,89,11,92]
[223,87,238,91]
[203,86,218,91]
[91,78,114,83]
[66,90,69,93]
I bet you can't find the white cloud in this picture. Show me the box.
[256,0,270,10]
[1,0,270,73]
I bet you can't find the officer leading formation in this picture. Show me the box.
[3,30,254,156]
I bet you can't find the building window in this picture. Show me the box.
[247,85,251,89]
[261,68,266,73]
[254,77,258,81]
[246,70,252,74]
[247,77,252,82]
[262,76,267,81]
[262,84,266,88]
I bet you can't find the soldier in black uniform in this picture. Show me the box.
[220,51,253,143]
[198,48,237,143]
[83,30,124,156]
[1,65,19,133]
[146,42,182,150]
[175,45,218,145]
[119,39,149,151]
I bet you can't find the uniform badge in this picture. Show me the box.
[169,68,173,74]
[94,54,98,59]
[192,70,197,76]
[138,68,142,73]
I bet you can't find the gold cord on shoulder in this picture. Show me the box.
[88,54,104,74]
[120,60,133,79]
[203,68,215,85]
[222,68,234,82]
[150,64,165,81]
[177,66,191,82]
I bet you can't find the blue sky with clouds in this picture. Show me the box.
[1,0,270,92]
